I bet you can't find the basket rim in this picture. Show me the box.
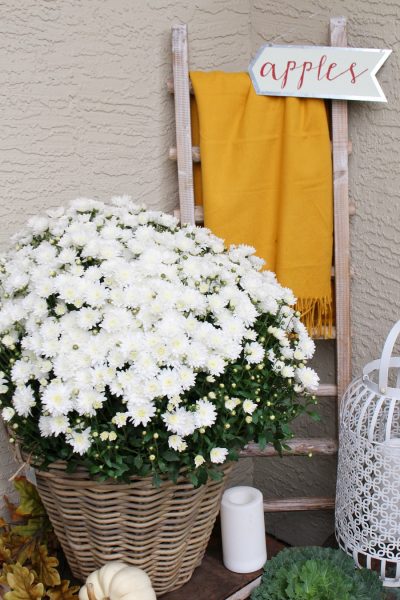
[32,457,232,488]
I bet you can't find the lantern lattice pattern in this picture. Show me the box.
[336,321,400,588]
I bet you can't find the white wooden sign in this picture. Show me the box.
[249,46,391,102]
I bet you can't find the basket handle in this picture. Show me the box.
[379,320,400,391]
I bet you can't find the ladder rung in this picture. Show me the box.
[167,77,193,94]
[174,206,204,223]
[317,383,337,396]
[240,437,338,458]
[169,140,352,162]
[263,496,335,512]
[169,145,200,163]
[174,205,354,228]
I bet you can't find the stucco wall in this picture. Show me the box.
[0,0,399,546]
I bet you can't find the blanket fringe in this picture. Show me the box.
[296,297,333,339]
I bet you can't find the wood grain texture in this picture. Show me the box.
[168,141,352,162]
[172,24,195,225]
[330,16,352,405]
[162,531,286,600]
[263,496,335,512]
[240,437,338,457]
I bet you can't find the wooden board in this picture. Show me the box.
[172,24,195,225]
[330,16,352,405]
[162,527,286,600]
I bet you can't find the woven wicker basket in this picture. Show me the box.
[34,461,232,595]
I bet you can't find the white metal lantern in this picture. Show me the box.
[336,320,400,588]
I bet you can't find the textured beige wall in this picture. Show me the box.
[0,0,399,546]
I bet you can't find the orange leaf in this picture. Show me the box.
[3,496,20,523]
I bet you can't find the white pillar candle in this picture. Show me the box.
[220,486,267,573]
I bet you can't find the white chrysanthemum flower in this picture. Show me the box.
[293,348,305,361]
[67,427,92,455]
[39,414,70,436]
[194,455,206,468]
[129,402,156,426]
[163,407,196,437]
[2,333,17,347]
[168,434,187,452]
[27,216,49,235]
[1,406,15,421]
[206,356,226,376]
[243,400,257,414]
[225,397,241,411]
[298,337,316,359]
[75,389,106,416]
[195,399,217,428]
[210,447,228,464]
[11,360,33,385]
[0,372,8,395]
[177,366,196,391]
[296,366,319,392]
[159,369,182,398]
[77,308,101,330]
[84,283,109,307]
[281,365,295,378]
[112,412,128,428]
[281,347,294,360]
[12,387,36,416]
[245,342,265,364]
[42,382,73,416]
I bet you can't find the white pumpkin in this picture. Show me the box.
[79,562,156,600]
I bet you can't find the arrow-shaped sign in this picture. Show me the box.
[249,45,391,102]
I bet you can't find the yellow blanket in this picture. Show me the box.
[190,71,333,337]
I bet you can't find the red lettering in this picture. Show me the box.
[281,60,297,89]
[317,55,328,80]
[349,62,368,83]
[325,62,338,81]
[298,61,313,89]
[349,62,357,83]
[260,54,369,90]
[260,62,278,79]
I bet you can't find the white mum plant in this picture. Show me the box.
[0,197,319,485]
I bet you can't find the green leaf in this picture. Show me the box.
[257,435,267,450]
[133,456,143,470]
[307,411,320,422]
[187,472,198,487]
[162,450,181,462]
[152,472,162,488]
[208,469,223,482]
[12,518,45,539]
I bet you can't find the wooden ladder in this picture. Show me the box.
[168,17,351,515]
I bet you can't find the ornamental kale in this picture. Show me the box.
[251,547,384,600]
